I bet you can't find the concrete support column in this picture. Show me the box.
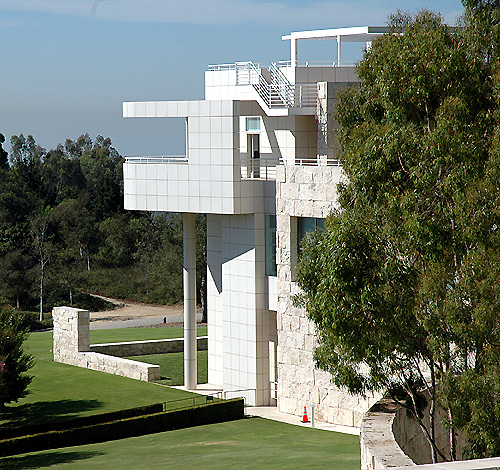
[183,212,197,390]
[337,36,342,66]
[291,38,297,71]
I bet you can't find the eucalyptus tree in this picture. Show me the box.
[296,7,500,460]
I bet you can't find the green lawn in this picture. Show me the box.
[126,351,208,386]
[90,325,209,386]
[0,418,361,469]
[90,326,207,344]
[0,331,200,429]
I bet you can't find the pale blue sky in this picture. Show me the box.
[1,0,464,157]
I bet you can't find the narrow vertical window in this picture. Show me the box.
[265,214,277,276]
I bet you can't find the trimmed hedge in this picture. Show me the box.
[0,402,164,440]
[0,398,244,457]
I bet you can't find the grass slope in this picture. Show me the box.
[0,418,361,469]
[0,331,199,429]
[90,326,207,344]
[127,351,208,386]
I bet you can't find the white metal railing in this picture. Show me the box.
[234,61,294,109]
[125,156,188,164]
[241,156,281,180]
[208,63,238,71]
[270,381,277,400]
[270,62,294,108]
[278,60,356,67]
[294,84,317,107]
[208,61,334,109]
[295,157,341,166]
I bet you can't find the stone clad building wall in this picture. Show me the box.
[276,165,381,426]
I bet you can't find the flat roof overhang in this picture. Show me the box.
[282,26,389,43]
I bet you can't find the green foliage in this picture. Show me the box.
[296,8,500,459]
[0,133,207,311]
[0,308,33,408]
[0,134,8,171]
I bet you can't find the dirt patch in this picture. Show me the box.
[88,294,185,322]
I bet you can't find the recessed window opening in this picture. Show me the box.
[297,217,325,255]
[265,215,277,276]
[246,117,261,133]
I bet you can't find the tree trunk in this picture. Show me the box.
[448,407,457,461]
[430,363,437,463]
[39,262,44,322]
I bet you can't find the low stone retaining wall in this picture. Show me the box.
[52,306,203,383]
[55,348,160,381]
[360,399,415,470]
[361,395,466,469]
[90,336,208,356]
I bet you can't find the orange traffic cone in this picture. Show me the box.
[301,406,310,423]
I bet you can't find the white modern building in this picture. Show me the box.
[123,26,387,427]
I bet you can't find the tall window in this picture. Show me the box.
[297,217,325,255]
[265,215,277,276]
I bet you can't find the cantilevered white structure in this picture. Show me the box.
[123,26,387,426]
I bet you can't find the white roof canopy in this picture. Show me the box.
[282,26,389,67]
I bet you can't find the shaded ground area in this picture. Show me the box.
[0,331,199,430]
[0,418,361,470]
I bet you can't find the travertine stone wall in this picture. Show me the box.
[53,306,90,357]
[360,395,466,469]
[360,399,416,470]
[276,166,381,426]
[91,337,208,356]
[53,306,160,381]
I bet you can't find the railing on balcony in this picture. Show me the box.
[125,156,188,164]
[294,84,317,107]
[211,61,306,109]
[240,156,281,181]
[241,156,341,180]
[295,157,341,166]
[277,60,356,67]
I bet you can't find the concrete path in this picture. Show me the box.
[174,383,359,436]
[246,406,360,435]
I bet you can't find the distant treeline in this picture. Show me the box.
[0,133,206,317]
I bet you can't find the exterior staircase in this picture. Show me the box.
[235,62,294,109]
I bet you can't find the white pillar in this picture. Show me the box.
[291,38,297,70]
[183,212,197,390]
[337,35,342,66]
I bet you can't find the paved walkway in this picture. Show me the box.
[174,384,359,436]
[246,406,360,435]
[90,312,203,330]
